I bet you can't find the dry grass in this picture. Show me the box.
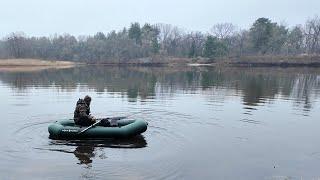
[0,59,76,72]
[0,66,75,72]
[0,59,75,67]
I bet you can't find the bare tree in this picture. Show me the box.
[230,30,250,57]
[285,25,304,55]
[186,32,206,57]
[155,23,185,56]
[210,23,236,39]
[304,16,320,54]
[5,32,27,58]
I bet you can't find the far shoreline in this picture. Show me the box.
[1,55,320,69]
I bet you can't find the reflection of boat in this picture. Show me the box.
[65,135,148,149]
[48,119,148,139]
[49,135,147,165]
[74,135,147,165]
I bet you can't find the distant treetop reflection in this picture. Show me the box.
[0,66,319,111]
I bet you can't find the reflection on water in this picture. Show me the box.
[74,145,95,165]
[46,136,147,166]
[1,66,320,179]
[1,66,320,110]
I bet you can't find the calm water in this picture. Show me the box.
[0,66,320,180]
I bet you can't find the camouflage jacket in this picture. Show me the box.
[73,99,95,126]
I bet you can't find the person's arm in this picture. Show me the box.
[89,115,96,123]
[84,105,95,122]
[78,105,96,123]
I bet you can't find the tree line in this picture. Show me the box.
[0,16,320,62]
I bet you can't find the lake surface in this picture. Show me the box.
[0,66,320,180]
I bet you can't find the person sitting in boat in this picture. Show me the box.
[74,95,96,126]
[73,95,116,127]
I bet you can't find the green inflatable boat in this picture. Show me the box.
[48,119,148,139]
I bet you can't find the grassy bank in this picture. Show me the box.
[0,59,76,72]
[224,55,320,67]
[123,55,320,68]
[0,59,76,67]
[189,55,320,67]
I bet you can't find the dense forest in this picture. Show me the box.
[0,16,320,63]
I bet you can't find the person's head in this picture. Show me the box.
[84,95,92,105]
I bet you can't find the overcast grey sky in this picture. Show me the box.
[0,0,319,37]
